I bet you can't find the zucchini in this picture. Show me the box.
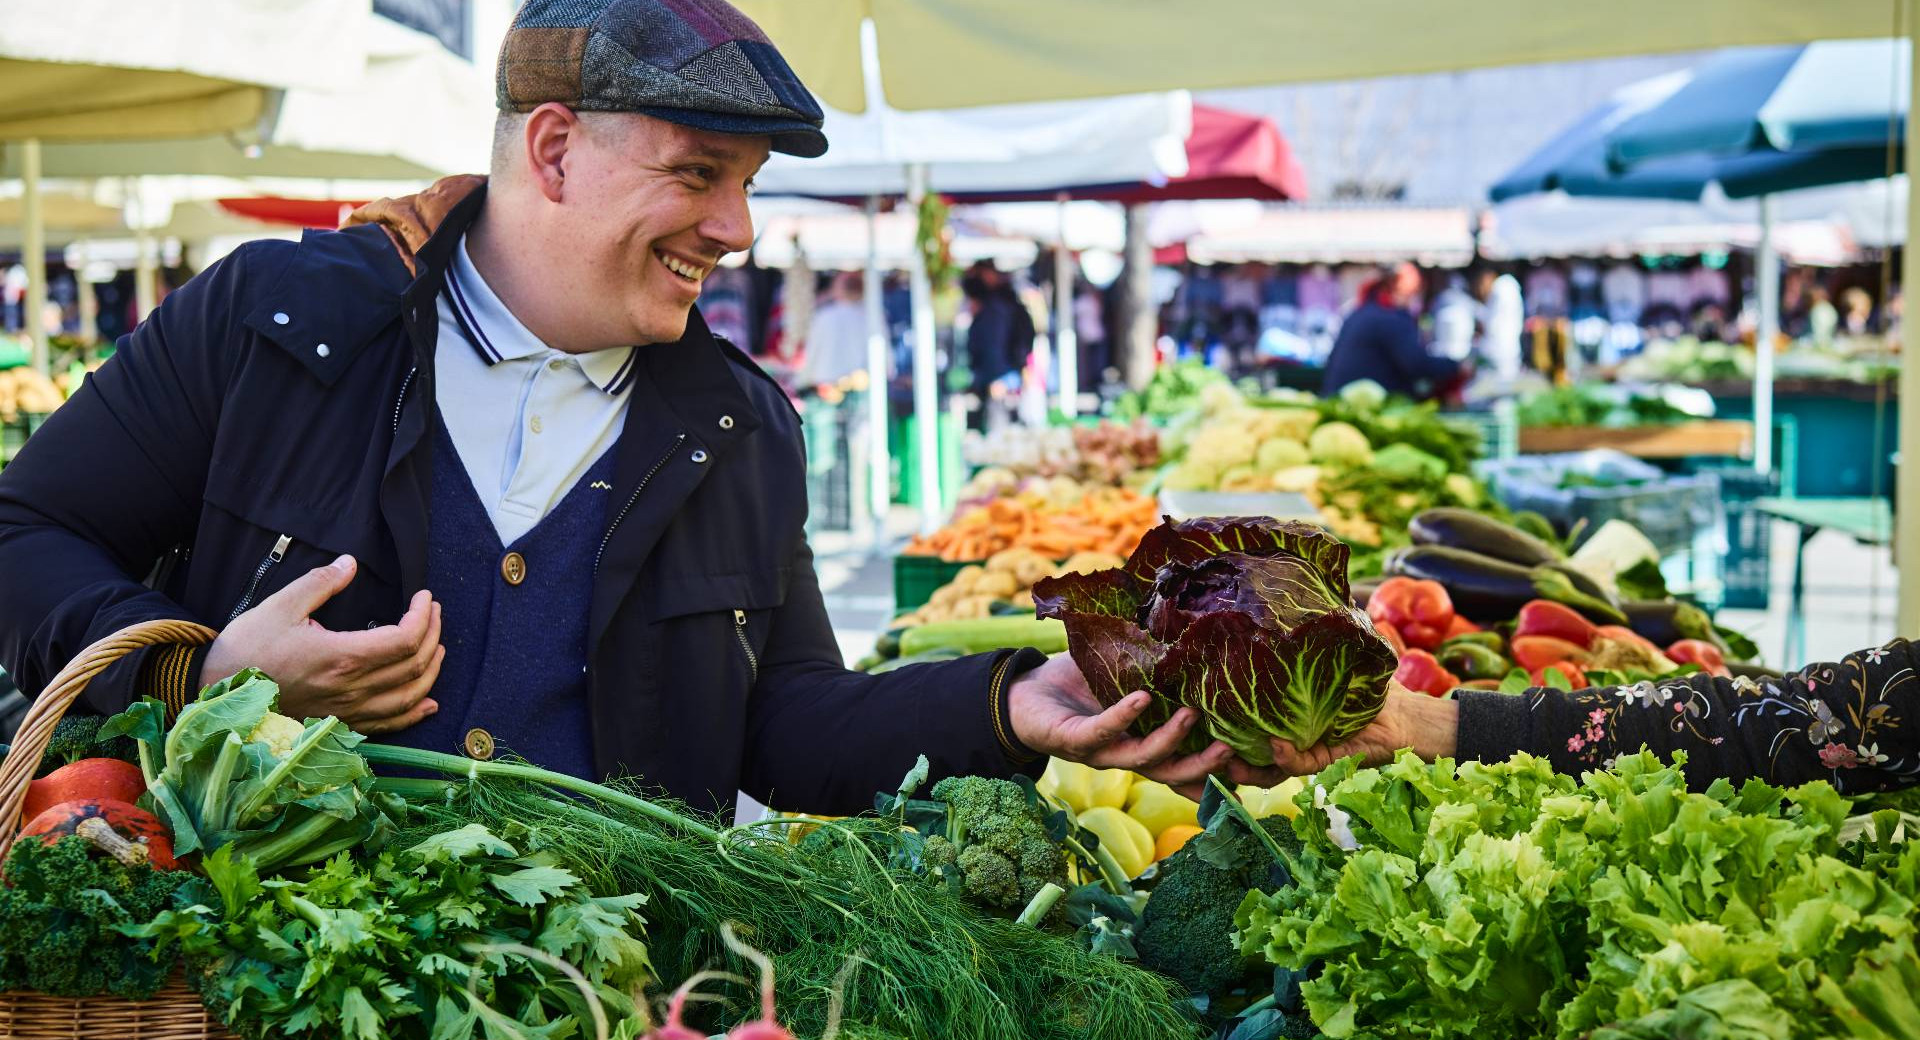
[898,616,1067,657]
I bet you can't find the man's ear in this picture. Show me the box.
[523,102,578,204]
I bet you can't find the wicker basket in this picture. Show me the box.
[0,618,239,1039]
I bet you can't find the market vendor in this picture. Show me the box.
[0,0,1255,816]
[1268,640,1919,793]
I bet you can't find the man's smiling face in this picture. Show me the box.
[562,114,769,345]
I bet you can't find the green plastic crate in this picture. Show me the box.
[892,553,979,611]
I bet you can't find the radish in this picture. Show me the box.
[721,923,793,1040]
[644,969,742,1040]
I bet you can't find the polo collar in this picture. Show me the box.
[444,233,638,396]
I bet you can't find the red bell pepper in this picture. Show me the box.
[1443,615,1482,640]
[1530,661,1590,689]
[1667,639,1730,678]
[1510,635,1593,672]
[1392,648,1460,698]
[1514,600,1598,649]
[1373,618,1409,656]
[1368,577,1455,651]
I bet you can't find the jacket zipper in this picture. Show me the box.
[392,367,417,434]
[593,433,687,574]
[732,609,759,685]
[229,534,292,622]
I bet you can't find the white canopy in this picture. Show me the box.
[0,0,367,140]
[754,91,1190,198]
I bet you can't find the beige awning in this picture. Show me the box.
[734,0,1895,113]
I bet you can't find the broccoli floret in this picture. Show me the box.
[925,775,1066,913]
[1137,816,1302,1000]
[34,714,137,775]
[0,835,184,997]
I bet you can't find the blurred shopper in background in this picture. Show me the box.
[1322,262,1465,400]
[1473,263,1526,381]
[799,270,871,393]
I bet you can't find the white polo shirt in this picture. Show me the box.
[435,235,635,545]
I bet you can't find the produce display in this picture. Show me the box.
[1515,383,1702,428]
[902,486,1158,562]
[1370,508,1761,698]
[1234,751,1920,1040]
[1,679,1206,1040]
[1034,516,1396,765]
[961,421,1161,487]
[1155,381,1493,576]
[1111,359,1233,423]
[890,547,1124,627]
[0,366,65,423]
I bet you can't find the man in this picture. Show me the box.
[0,0,1255,816]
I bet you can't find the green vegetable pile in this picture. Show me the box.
[132,827,651,1040]
[1113,360,1234,423]
[1515,383,1698,429]
[1236,750,1920,1039]
[106,669,396,873]
[0,834,186,998]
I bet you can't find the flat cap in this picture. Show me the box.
[497,0,827,158]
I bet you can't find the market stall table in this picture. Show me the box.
[1517,419,1754,459]
[1754,495,1893,666]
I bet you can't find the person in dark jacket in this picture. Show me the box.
[0,0,1251,817]
[1267,639,1920,794]
[1320,262,1465,400]
[962,261,1035,398]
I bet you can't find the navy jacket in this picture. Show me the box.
[1320,302,1461,399]
[0,183,1033,816]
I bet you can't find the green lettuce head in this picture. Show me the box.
[1031,516,1395,764]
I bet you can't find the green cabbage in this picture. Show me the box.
[1307,422,1373,468]
[1030,517,1397,764]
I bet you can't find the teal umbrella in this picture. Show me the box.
[1607,41,1907,167]
[1491,68,1900,203]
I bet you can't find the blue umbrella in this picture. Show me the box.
[1607,41,1907,167]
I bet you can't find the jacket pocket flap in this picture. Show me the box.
[646,568,789,621]
[202,470,398,584]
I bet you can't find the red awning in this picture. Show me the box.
[947,104,1308,205]
[217,197,370,229]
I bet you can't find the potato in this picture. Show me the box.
[954,564,987,589]
[973,571,1020,599]
[985,549,1029,574]
[1012,589,1036,610]
[1014,557,1056,587]
[929,584,964,607]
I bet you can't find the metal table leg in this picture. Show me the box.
[1783,523,1816,668]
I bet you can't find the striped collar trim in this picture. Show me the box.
[444,235,637,396]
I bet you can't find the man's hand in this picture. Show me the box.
[1007,652,1274,799]
[1265,682,1460,775]
[199,555,444,735]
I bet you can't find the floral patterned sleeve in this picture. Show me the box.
[1453,638,1920,793]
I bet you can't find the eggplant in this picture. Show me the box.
[1620,599,1717,648]
[1390,545,1627,625]
[1350,578,1382,609]
[1409,508,1563,567]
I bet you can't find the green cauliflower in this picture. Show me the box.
[0,835,186,998]
[921,776,1066,913]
